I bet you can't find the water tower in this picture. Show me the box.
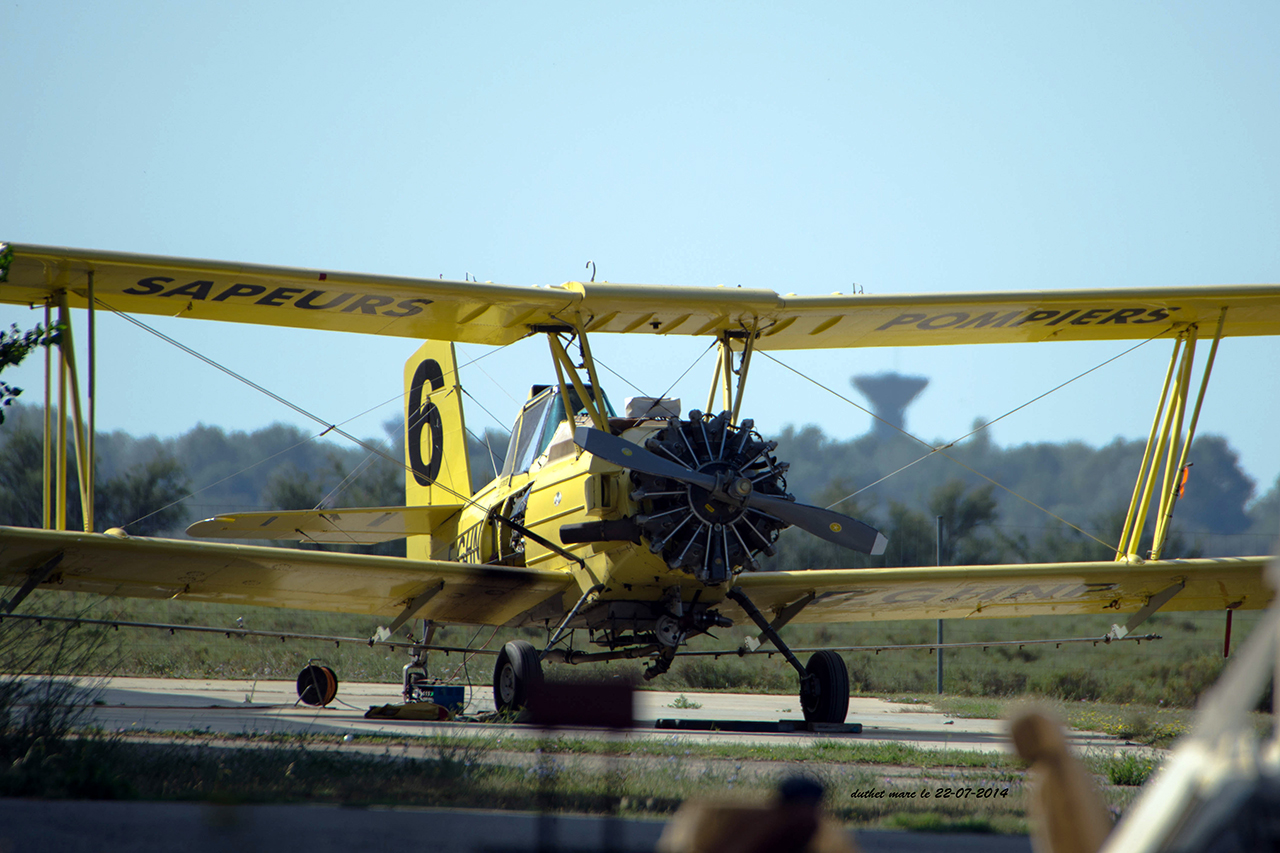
[852,372,929,439]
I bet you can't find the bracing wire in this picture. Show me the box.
[316,452,377,509]
[125,432,323,530]
[440,625,501,685]
[459,387,510,435]
[456,343,521,407]
[97,298,520,529]
[100,302,589,569]
[592,338,718,408]
[273,359,519,509]
[103,302,341,434]
[591,355,647,397]
[482,430,500,480]
[759,327,1175,550]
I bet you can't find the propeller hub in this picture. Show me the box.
[628,411,789,583]
[575,415,887,570]
[688,462,746,525]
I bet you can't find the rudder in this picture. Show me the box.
[404,340,472,511]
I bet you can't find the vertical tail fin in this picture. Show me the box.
[404,340,472,508]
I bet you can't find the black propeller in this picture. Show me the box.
[574,426,888,556]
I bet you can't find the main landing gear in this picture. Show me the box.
[491,586,850,726]
[493,640,543,713]
[799,649,850,725]
[727,586,850,725]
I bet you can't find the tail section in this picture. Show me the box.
[404,340,471,559]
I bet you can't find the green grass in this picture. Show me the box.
[120,722,1167,795]
[0,729,1035,830]
[17,590,1258,715]
[920,694,1197,747]
[129,728,1023,770]
[11,588,1252,756]
[888,813,1020,834]
[5,714,1175,833]
[11,589,1258,758]
[4,592,1206,835]
[1100,752,1159,787]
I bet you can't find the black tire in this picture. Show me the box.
[800,650,849,724]
[493,640,544,712]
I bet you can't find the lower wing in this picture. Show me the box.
[185,505,464,544]
[0,526,572,627]
[731,557,1274,623]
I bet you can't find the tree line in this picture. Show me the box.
[767,419,1279,568]
[0,399,1275,566]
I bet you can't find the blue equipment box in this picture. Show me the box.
[426,685,465,713]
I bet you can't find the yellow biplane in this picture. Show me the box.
[1,242,1277,723]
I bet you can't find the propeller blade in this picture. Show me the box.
[574,427,716,490]
[745,493,888,555]
[575,426,888,556]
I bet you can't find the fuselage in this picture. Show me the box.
[453,418,720,611]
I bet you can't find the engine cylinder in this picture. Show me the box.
[629,411,789,584]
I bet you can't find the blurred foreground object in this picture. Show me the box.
[528,680,634,729]
[657,775,857,853]
[1098,557,1280,852]
[1011,708,1112,853]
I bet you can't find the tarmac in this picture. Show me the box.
[0,677,1107,852]
[81,676,1134,755]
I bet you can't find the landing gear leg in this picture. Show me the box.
[494,640,544,713]
[726,586,849,724]
[402,620,436,702]
[644,585,687,681]
[643,646,678,681]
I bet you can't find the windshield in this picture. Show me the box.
[501,391,554,477]
[537,386,616,454]
[500,385,615,476]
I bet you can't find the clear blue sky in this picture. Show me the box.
[5,2,1280,504]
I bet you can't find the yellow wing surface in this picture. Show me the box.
[730,556,1273,623]
[184,505,464,544]
[0,526,572,625]
[3,524,1269,627]
[7,243,1280,348]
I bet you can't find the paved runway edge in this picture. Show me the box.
[76,677,1135,754]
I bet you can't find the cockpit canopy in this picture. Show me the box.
[500,384,616,476]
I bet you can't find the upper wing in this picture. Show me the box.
[1,243,575,345]
[7,243,1280,349]
[0,526,572,626]
[730,556,1273,623]
[185,505,464,544]
[578,284,1280,349]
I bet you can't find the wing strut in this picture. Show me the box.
[1,552,63,614]
[738,592,815,654]
[376,581,445,640]
[39,287,97,533]
[545,328,610,432]
[705,326,758,426]
[725,586,808,678]
[1107,581,1185,640]
[540,583,605,662]
[1116,309,1226,561]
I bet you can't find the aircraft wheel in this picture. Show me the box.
[493,640,543,713]
[297,664,339,706]
[799,650,849,724]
